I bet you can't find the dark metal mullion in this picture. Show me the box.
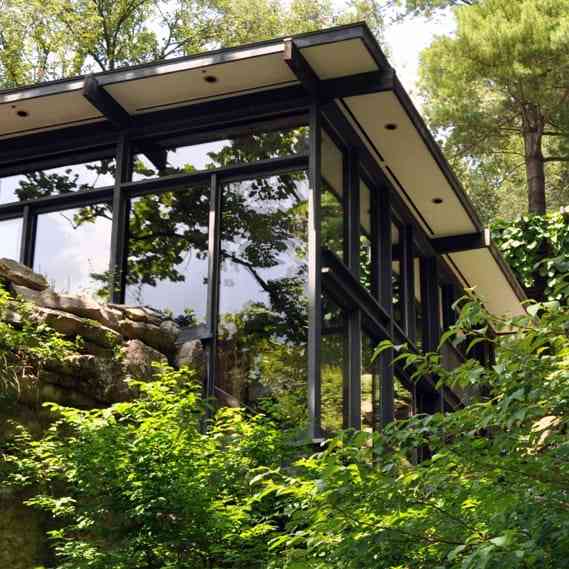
[345,149,361,430]
[397,220,409,336]
[205,173,222,405]
[378,184,394,427]
[308,102,322,440]
[404,226,417,344]
[441,284,457,330]
[19,205,37,267]
[109,133,132,303]
[420,257,443,414]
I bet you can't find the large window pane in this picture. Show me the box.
[216,172,309,428]
[34,205,112,298]
[132,126,309,181]
[321,296,346,434]
[0,159,115,205]
[321,131,345,260]
[414,256,423,347]
[392,223,404,329]
[0,218,22,261]
[361,334,379,432]
[360,181,373,292]
[125,185,210,325]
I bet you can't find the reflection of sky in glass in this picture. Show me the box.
[125,191,210,321]
[126,254,209,322]
[219,176,309,319]
[132,140,229,180]
[0,161,114,205]
[0,218,22,261]
[34,208,112,297]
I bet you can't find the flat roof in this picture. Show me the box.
[0,23,526,316]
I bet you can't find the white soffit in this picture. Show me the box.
[301,38,377,79]
[0,91,101,139]
[107,52,296,114]
[344,91,476,237]
[449,249,525,317]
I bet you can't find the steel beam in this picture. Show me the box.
[83,75,131,129]
[431,230,490,254]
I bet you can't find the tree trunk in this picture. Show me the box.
[523,111,546,215]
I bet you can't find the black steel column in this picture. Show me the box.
[19,205,37,267]
[205,173,222,403]
[378,184,394,426]
[419,256,443,414]
[345,149,361,430]
[109,133,132,303]
[404,226,417,344]
[308,102,323,440]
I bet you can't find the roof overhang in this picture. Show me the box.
[0,23,526,316]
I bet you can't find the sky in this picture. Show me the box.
[382,11,455,103]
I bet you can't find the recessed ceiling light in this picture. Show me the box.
[203,75,218,84]
[385,123,397,131]
[432,197,444,204]
[16,109,29,118]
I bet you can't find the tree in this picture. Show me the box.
[0,0,385,87]
[418,0,569,216]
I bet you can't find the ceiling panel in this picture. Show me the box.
[345,91,476,237]
[0,91,101,139]
[301,38,378,79]
[107,53,296,114]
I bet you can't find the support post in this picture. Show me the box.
[308,102,322,440]
[346,149,361,430]
[205,173,221,405]
[109,133,132,303]
[378,184,394,427]
[19,205,37,267]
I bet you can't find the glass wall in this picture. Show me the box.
[414,255,423,347]
[360,181,373,293]
[321,296,347,433]
[34,205,112,298]
[0,158,115,205]
[392,223,404,329]
[321,131,345,260]
[0,218,22,261]
[216,171,309,427]
[132,126,309,180]
[125,185,210,325]
[361,334,379,432]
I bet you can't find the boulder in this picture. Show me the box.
[118,319,179,354]
[34,307,122,349]
[0,259,48,291]
[176,339,205,371]
[123,339,167,380]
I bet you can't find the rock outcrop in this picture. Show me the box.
[0,258,210,569]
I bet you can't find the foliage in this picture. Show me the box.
[0,283,79,396]
[0,0,385,87]
[493,212,569,302]
[3,365,305,569]
[5,296,569,568]
[418,0,569,216]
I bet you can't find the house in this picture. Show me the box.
[0,23,525,439]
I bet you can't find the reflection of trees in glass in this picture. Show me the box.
[134,127,309,178]
[321,182,344,260]
[7,159,116,203]
[217,172,309,428]
[320,297,346,433]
